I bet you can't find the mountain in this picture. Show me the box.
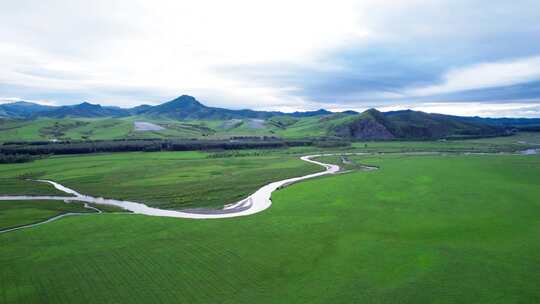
[1,96,337,120]
[332,109,395,140]
[37,102,129,118]
[141,95,283,120]
[289,109,333,118]
[460,116,540,127]
[0,101,55,118]
[128,104,153,115]
[331,109,507,140]
[0,95,536,140]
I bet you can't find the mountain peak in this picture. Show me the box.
[289,108,332,118]
[314,109,331,114]
[364,108,381,114]
[10,101,35,106]
[169,95,204,107]
[78,101,99,106]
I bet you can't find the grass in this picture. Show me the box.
[0,199,126,231]
[0,151,322,209]
[1,154,539,303]
[0,118,130,141]
[0,200,95,230]
[64,118,133,140]
[0,119,60,141]
[3,114,540,145]
[0,178,68,196]
[274,114,355,138]
[0,117,203,141]
[350,132,540,153]
[0,117,283,141]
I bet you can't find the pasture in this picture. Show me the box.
[0,151,321,209]
[1,154,539,303]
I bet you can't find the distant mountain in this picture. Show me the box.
[0,101,55,118]
[1,96,339,120]
[289,109,333,118]
[141,95,283,120]
[37,102,129,118]
[332,109,507,140]
[1,95,537,140]
[128,104,153,115]
[461,116,540,127]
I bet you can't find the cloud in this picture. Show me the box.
[407,56,540,97]
[0,0,374,108]
[1,0,540,117]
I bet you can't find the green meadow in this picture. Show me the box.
[1,133,540,303]
[0,151,321,209]
[0,200,95,230]
[1,153,539,303]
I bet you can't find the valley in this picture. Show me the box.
[2,97,540,304]
[3,2,540,303]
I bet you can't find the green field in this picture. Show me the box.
[0,178,68,196]
[0,114,384,141]
[1,153,539,303]
[349,132,540,153]
[0,198,127,232]
[0,151,321,209]
[0,200,97,231]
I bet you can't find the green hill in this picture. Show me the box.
[0,96,521,141]
[331,109,507,140]
[0,101,55,118]
[36,102,129,118]
[141,95,281,120]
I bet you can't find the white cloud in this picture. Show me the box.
[0,0,372,108]
[407,56,540,96]
[1,0,540,116]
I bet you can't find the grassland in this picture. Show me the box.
[0,200,96,230]
[0,151,321,209]
[3,114,540,152]
[349,132,540,153]
[1,154,539,303]
[0,117,217,141]
[0,178,68,196]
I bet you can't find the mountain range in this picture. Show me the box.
[0,95,341,120]
[1,95,540,140]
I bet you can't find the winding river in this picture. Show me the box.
[1,150,537,233]
[0,155,341,223]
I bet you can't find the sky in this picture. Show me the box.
[1,0,540,117]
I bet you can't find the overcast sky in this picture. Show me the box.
[1,0,540,117]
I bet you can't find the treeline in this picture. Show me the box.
[0,153,36,164]
[0,138,316,156]
[516,125,540,132]
[207,151,271,158]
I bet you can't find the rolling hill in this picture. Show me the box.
[0,95,533,141]
[140,95,282,120]
[0,101,55,118]
[35,102,130,118]
[331,109,506,140]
